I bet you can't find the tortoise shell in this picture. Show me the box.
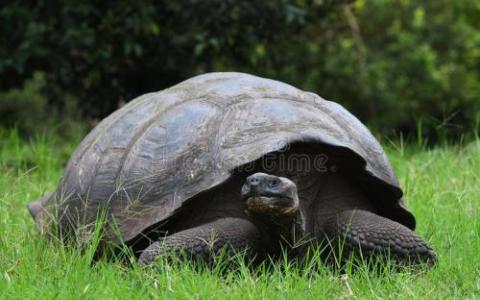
[29,72,415,244]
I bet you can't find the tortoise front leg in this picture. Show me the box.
[322,209,437,266]
[138,217,268,265]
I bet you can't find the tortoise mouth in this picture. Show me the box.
[245,196,298,216]
[241,189,291,201]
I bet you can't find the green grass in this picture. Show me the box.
[0,128,479,299]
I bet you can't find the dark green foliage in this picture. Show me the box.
[0,1,345,118]
[0,0,479,141]
[0,73,49,134]
[0,72,84,137]
[241,1,480,141]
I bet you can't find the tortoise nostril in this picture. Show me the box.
[248,176,260,186]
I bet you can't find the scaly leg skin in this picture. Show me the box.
[322,209,437,267]
[138,217,267,265]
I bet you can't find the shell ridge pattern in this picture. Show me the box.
[211,92,396,189]
[110,95,232,230]
[114,97,230,235]
[113,95,215,201]
[307,94,396,183]
[207,94,340,172]
[213,95,340,150]
[205,94,235,177]
[74,93,157,170]
[62,93,158,197]
[208,93,297,172]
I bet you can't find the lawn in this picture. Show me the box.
[0,129,479,299]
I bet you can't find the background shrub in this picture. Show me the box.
[1,0,478,142]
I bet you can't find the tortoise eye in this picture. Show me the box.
[269,179,279,187]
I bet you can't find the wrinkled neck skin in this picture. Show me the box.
[264,152,372,250]
[252,151,329,250]
[249,209,300,243]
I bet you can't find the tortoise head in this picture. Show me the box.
[241,172,299,219]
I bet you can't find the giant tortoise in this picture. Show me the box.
[28,72,436,266]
